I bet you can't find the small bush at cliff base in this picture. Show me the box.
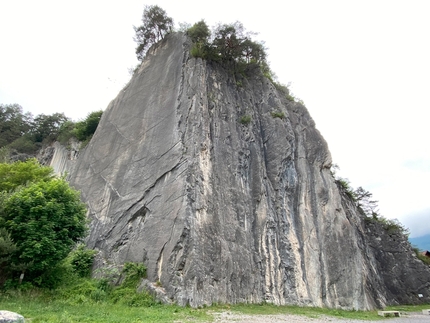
[119,262,147,288]
[68,244,97,277]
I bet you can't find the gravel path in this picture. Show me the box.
[211,311,430,323]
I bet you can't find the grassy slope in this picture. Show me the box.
[0,293,211,323]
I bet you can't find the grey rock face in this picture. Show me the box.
[364,219,430,305]
[0,311,24,323]
[61,33,430,309]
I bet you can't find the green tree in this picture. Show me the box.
[199,21,267,77]
[134,5,173,61]
[0,104,32,148]
[3,178,87,282]
[187,20,211,58]
[31,112,69,143]
[0,158,53,193]
[0,228,16,280]
[354,186,379,218]
[187,20,210,44]
[73,110,103,142]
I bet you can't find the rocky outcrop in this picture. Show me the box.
[0,311,24,323]
[54,32,430,309]
[364,218,430,305]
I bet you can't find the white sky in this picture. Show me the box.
[1,0,429,237]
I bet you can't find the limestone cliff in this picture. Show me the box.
[52,33,429,309]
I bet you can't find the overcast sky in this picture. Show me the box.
[1,0,429,238]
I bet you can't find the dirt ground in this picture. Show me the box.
[211,311,430,323]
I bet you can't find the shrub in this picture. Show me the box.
[335,177,355,200]
[3,177,87,284]
[271,111,285,119]
[110,287,156,307]
[286,94,295,102]
[122,262,147,287]
[190,44,207,58]
[69,244,97,277]
[73,111,103,142]
[239,115,251,125]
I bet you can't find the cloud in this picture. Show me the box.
[401,208,430,238]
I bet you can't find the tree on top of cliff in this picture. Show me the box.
[134,5,174,61]
[187,21,267,78]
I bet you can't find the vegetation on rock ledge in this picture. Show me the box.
[0,104,103,158]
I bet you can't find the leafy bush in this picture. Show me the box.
[271,111,285,119]
[110,287,156,307]
[0,158,54,192]
[73,111,103,143]
[187,20,268,79]
[121,262,147,287]
[239,115,251,125]
[190,44,207,58]
[0,160,87,286]
[69,244,97,277]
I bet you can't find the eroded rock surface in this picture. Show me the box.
[57,33,430,309]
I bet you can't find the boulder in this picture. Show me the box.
[0,311,24,323]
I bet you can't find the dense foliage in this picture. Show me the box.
[0,104,103,157]
[0,160,87,286]
[68,243,97,278]
[132,5,269,79]
[72,110,103,142]
[187,20,267,78]
[4,179,87,272]
[0,158,53,193]
[0,104,32,148]
[134,5,174,61]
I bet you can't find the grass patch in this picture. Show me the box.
[0,291,211,323]
[1,288,428,323]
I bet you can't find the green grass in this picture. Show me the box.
[0,291,211,323]
[1,288,429,322]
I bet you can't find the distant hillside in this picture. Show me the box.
[410,234,430,251]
